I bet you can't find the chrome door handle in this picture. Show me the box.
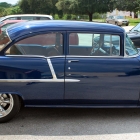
[68,60,79,63]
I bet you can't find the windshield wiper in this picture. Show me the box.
[133,30,140,32]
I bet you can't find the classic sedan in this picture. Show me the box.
[0,20,139,123]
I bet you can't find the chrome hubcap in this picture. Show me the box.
[0,94,13,118]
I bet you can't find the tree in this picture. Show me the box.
[56,0,114,21]
[110,0,140,14]
[19,0,59,15]
[0,2,12,8]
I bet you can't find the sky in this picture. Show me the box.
[0,0,18,5]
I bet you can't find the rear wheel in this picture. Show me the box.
[0,94,21,123]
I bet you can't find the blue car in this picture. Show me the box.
[0,20,139,122]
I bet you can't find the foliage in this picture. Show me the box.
[19,0,60,15]
[56,0,114,21]
[0,7,6,16]
[109,0,140,13]
[0,2,12,8]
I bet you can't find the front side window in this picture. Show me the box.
[69,33,120,56]
[6,33,63,57]
[125,35,138,56]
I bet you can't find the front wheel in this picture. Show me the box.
[0,94,21,123]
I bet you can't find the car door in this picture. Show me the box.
[1,32,66,106]
[64,32,140,106]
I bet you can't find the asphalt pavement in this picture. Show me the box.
[122,26,134,32]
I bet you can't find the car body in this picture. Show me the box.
[106,15,129,26]
[0,14,53,24]
[127,23,140,48]
[0,20,139,122]
[0,20,26,33]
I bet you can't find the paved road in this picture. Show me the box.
[122,26,134,32]
[1,107,140,140]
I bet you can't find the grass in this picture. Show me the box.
[126,18,140,26]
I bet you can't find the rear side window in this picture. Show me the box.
[69,33,120,56]
[21,16,34,20]
[6,33,63,57]
[7,17,21,20]
[36,17,51,20]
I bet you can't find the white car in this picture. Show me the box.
[106,16,129,26]
[0,14,53,24]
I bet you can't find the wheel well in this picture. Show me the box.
[17,95,24,108]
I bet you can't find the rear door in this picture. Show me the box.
[1,32,66,106]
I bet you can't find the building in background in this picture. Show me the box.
[107,9,135,18]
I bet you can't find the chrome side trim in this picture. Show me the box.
[0,79,79,82]
[47,58,57,79]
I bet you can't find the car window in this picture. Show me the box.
[131,23,140,32]
[21,16,34,20]
[6,33,63,57]
[116,16,125,19]
[69,33,120,56]
[35,17,51,20]
[125,35,138,56]
[7,17,21,20]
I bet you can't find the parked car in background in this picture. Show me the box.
[106,15,129,26]
[0,14,53,24]
[0,21,139,123]
[0,20,26,33]
[127,23,140,48]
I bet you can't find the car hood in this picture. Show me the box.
[117,19,128,22]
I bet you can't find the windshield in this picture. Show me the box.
[130,23,140,32]
[0,31,11,51]
[125,35,138,56]
[116,16,125,19]
[0,17,5,24]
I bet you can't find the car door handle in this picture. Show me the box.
[68,60,79,63]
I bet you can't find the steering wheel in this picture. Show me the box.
[47,45,61,56]
[90,41,100,56]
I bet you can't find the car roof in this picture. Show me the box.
[3,14,53,19]
[7,20,125,40]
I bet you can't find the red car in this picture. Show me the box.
[0,20,26,34]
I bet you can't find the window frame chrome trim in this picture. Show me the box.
[6,54,139,58]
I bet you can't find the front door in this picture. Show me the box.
[64,32,140,106]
